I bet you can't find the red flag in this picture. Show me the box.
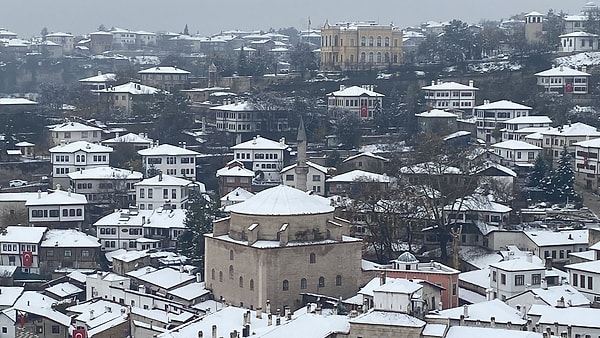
[360,105,368,117]
[18,314,25,327]
[22,251,32,267]
[565,82,573,93]
[73,328,86,338]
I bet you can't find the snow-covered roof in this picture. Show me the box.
[41,229,100,248]
[327,85,384,97]
[421,81,478,91]
[560,31,599,38]
[350,310,425,327]
[565,259,600,273]
[524,11,544,16]
[542,122,600,137]
[428,299,526,324]
[126,266,157,278]
[525,229,588,247]
[49,141,113,154]
[415,109,458,118]
[491,140,542,150]
[326,170,390,183]
[68,166,142,180]
[49,121,102,132]
[444,195,511,213]
[111,250,148,263]
[209,101,260,112]
[134,267,195,290]
[45,282,83,298]
[0,286,22,307]
[280,161,331,174]
[102,133,153,145]
[504,116,552,125]
[25,189,87,206]
[400,162,461,175]
[216,164,254,177]
[459,267,490,289]
[474,100,532,110]
[97,82,160,95]
[67,271,88,284]
[489,258,544,271]
[535,66,591,77]
[359,277,422,297]
[15,141,34,147]
[134,174,194,187]
[79,72,117,83]
[166,282,209,301]
[477,163,517,177]
[138,66,190,74]
[231,135,288,150]
[0,98,38,105]
[342,152,389,163]
[228,185,334,216]
[14,291,71,327]
[94,208,186,230]
[574,137,600,148]
[446,326,544,338]
[0,226,47,243]
[508,284,590,307]
[220,187,254,203]
[528,304,600,328]
[138,144,199,156]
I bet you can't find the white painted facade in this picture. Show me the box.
[138,144,199,179]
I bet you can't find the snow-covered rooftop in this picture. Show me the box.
[350,310,425,327]
[25,188,87,206]
[0,286,23,307]
[422,81,478,91]
[216,164,254,177]
[48,121,102,132]
[528,304,600,328]
[228,185,334,215]
[326,169,390,183]
[134,267,195,290]
[0,226,47,243]
[327,85,384,97]
[535,66,591,77]
[428,299,526,325]
[135,174,195,188]
[342,152,389,163]
[491,140,542,150]
[359,277,422,297]
[504,116,552,125]
[138,143,199,156]
[415,109,458,118]
[280,161,331,174]
[166,282,209,301]
[220,187,254,203]
[97,82,160,95]
[524,229,588,247]
[0,98,38,105]
[49,140,112,153]
[474,100,532,110]
[14,291,71,327]
[541,122,600,137]
[68,166,143,180]
[79,72,117,83]
[41,229,100,248]
[231,135,288,150]
[138,66,190,74]
[102,132,153,145]
[45,282,83,298]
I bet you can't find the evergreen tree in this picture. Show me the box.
[40,27,48,40]
[177,190,219,268]
[183,24,190,36]
[528,155,548,188]
[542,146,578,203]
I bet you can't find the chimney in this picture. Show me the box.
[527,318,533,331]
[198,332,203,338]
[469,80,474,87]
[463,304,469,318]
[256,307,262,319]
[339,84,346,91]
[267,314,272,326]
[431,80,435,86]
[459,314,465,326]
[183,141,187,149]
[90,310,95,320]
[196,273,202,283]
[379,271,386,286]
[490,316,496,328]
[265,300,271,314]
[98,71,102,76]
[541,278,548,290]
[212,325,217,338]
[158,171,163,181]
[229,331,237,338]
[276,308,281,317]
[526,251,533,263]
[556,296,565,308]
[242,324,250,337]
[275,317,281,326]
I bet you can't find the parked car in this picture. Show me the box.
[9,179,28,187]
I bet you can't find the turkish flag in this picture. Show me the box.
[22,251,32,267]
[17,314,25,327]
[565,82,573,93]
[73,328,86,338]
[360,105,368,117]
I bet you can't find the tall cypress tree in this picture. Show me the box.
[528,155,548,188]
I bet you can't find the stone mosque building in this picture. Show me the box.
[204,120,363,312]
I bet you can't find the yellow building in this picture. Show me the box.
[320,21,403,71]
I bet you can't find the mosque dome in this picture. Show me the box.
[228,185,334,216]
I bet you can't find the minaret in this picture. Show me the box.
[295,116,309,192]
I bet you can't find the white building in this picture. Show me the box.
[489,255,546,301]
[524,229,589,262]
[535,66,591,95]
[96,82,160,115]
[220,187,254,210]
[45,32,74,54]
[231,135,289,184]
[326,85,384,119]
[50,141,113,187]
[111,28,137,49]
[135,173,198,211]
[25,188,87,229]
[67,166,143,206]
[501,116,552,141]
[48,121,103,146]
[506,284,590,310]
[101,132,153,150]
[565,259,600,302]
[541,122,600,164]
[574,137,600,190]
[527,304,600,337]
[491,140,542,167]
[0,226,47,274]
[559,31,599,53]
[280,161,331,195]
[78,71,117,91]
[138,144,199,179]
[421,80,478,110]
[474,100,532,144]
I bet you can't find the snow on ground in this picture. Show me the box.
[468,61,522,73]
[555,52,600,68]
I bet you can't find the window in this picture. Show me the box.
[309,253,316,264]
[64,250,72,257]
[285,174,294,181]
[230,250,234,260]
[336,275,342,286]
[148,189,153,198]
[47,250,54,257]
[239,276,244,288]
[139,189,145,198]
[172,189,177,199]
[163,189,169,199]
[52,325,60,334]
[501,273,506,285]
[532,274,541,285]
[515,274,525,286]
[1,327,6,333]
[283,280,289,291]
[301,278,307,289]
[492,271,497,282]
[318,276,325,287]
[312,175,321,182]
[588,276,593,290]
[580,274,586,288]
[82,250,89,257]
[229,265,234,279]
[249,279,254,291]
[219,271,223,282]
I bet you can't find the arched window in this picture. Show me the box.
[211,268,215,280]
[368,52,374,63]
[369,36,374,46]
[361,36,366,46]
[385,52,390,63]
[250,279,254,291]
[229,265,234,280]
[377,36,382,47]
[239,276,244,288]
[81,155,85,162]
[385,37,390,47]
[334,35,339,47]
[76,155,80,162]
[393,54,398,63]
[309,253,316,264]
[283,280,289,291]
[360,52,366,62]
[336,275,342,286]
[229,250,234,260]
[219,271,223,282]
[301,278,307,289]
[377,52,382,63]
[318,276,325,287]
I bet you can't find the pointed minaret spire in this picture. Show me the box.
[295,116,309,192]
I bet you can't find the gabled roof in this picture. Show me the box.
[343,152,390,163]
[41,229,100,248]
[102,133,153,145]
[134,267,195,290]
[0,98,38,105]
[135,174,194,187]
[280,161,331,174]
[14,291,71,327]
[0,226,47,243]
[535,66,591,77]
[326,170,391,183]
[209,101,258,112]
[359,277,422,297]
[138,66,190,74]
[220,187,254,203]
[138,144,199,156]
[574,137,600,148]
[444,195,512,213]
[560,31,599,38]
[507,285,590,307]
[216,165,254,178]
[97,82,160,95]
[491,140,542,150]
[429,299,526,324]
[474,100,532,110]
[49,141,113,154]
[48,121,102,132]
[327,85,384,97]
[421,81,478,91]
[415,109,458,118]
[525,229,588,247]
[541,122,600,137]
[79,73,117,83]
[45,282,83,298]
[231,135,288,150]
[489,258,544,271]
[228,185,334,215]
[504,116,552,124]
[25,189,87,206]
[528,304,600,328]
[67,166,143,180]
